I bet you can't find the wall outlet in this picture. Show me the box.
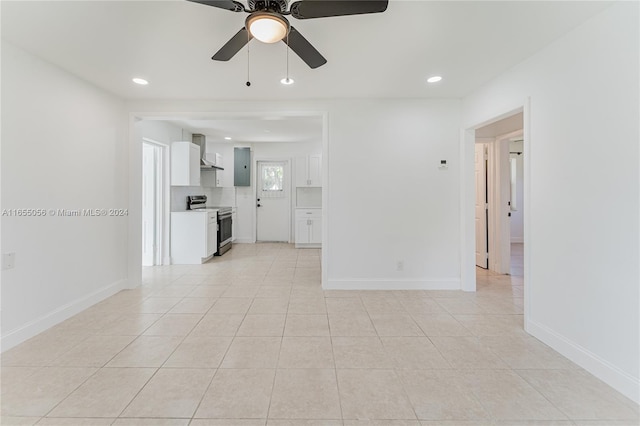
[396,260,404,271]
[2,253,16,270]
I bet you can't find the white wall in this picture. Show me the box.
[462,2,639,402]
[139,120,189,148]
[1,41,128,349]
[326,100,461,288]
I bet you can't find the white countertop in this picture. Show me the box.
[172,209,218,213]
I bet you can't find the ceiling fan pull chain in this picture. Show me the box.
[280,31,294,84]
[246,30,251,87]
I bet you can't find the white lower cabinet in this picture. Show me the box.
[295,208,321,248]
[171,211,218,264]
[309,217,321,244]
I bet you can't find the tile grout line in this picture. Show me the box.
[361,294,420,422]
[326,296,346,423]
[264,251,289,422]
[34,281,192,421]
[111,280,218,421]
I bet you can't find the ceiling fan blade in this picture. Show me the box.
[212,28,253,61]
[187,0,245,13]
[284,27,327,69]
[289,0,387,19]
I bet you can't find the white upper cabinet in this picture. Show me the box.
[296,155,322,187]
[171,142,200,186]
[205,143,235,188]
[201,153,225,188]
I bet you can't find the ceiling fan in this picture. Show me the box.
[188,0,389,69]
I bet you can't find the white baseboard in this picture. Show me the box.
[323,278,460,291]
[526,318,639,404]
[170,255,213,265]
[234,239,256,244]
[1,278,127,352]
[511,238,524,243]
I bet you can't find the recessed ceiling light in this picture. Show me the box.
[224,137,232,140]
[280,77,294,85]
[427,76,442,83]
[132,78,148,85]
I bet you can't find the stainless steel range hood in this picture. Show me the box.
[192,134,224,171]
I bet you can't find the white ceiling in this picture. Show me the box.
[476,112,523,138]
[2,0,611,101]
[167,115,323,143]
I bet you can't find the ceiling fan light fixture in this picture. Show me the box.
[246,12,289,43]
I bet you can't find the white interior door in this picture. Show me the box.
[257,161,290,242]
[475,143,489,268]
[142,142,162,266]
[142,143,155,266]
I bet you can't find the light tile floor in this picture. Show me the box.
[2,243,638,425]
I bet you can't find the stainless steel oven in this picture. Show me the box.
[216,207,232,255]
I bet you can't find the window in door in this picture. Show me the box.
[261,164,285,197]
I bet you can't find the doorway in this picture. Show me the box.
[129,111,329,289]
[474,112,523,275]
[256,160,291,242]
[142,140,165,266]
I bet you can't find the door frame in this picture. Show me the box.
[128,111,328,290]
[141,138,170,266]
[253,157,292,243]
[476,130,521,275]
[461,98,530,328]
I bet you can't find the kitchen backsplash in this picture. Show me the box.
[207,187,237,207]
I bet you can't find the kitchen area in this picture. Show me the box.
[141,116,323,266]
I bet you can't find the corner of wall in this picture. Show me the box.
[527,318,640,404]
